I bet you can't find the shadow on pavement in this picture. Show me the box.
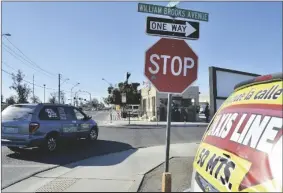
[66,148,137,168]
[7,140,135,167]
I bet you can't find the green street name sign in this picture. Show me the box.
[138,3,209,22]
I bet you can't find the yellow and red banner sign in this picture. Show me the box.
[194,80,282,192]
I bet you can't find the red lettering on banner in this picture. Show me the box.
[204,104,283,190]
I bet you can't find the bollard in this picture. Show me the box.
[162,172,172,192]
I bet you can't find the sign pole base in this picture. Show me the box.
[162,172,172,192]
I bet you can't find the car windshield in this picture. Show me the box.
[2,105,36,121]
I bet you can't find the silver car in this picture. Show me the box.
[1,103,99,153]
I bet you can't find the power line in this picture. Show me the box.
[3,36,57,77]
[2,61,18,72]
[2,68,56,90]
[2,43,55,78]
[2,68,72,93]
[3,38,80,91]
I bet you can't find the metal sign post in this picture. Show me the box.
[165,93,172,172]
[162,93,173,192]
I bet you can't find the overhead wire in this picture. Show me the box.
[2,61,18,72]
[2,38,80,95]
[2,43,55,78]
[3,36,57,77]
[2,68,56,91]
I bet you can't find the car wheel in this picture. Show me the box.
[45,135,58,153]
[8,146,22,153]
[88,127,98,142]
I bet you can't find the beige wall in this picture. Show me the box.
[141,86,157,114]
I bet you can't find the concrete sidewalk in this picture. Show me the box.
[99,120,209,127]
[3,143,200,192]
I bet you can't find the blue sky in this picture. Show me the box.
[2,1,282,103]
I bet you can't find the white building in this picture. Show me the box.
[140,84,200,122]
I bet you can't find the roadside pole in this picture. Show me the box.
[162,93,172,192]
[110,106,112,123]
[138,1,204,191]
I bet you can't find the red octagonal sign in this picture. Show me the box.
[144,38,198,94]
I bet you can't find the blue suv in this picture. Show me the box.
[1,103,99,153]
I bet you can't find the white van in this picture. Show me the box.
[125,105,140,117]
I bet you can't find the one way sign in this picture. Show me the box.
[146,16,199,40]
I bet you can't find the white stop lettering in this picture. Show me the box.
[148,54,194,76]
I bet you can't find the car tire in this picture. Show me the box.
[7,146,22,153]
[87,127,98,142]
[44,135,58,153]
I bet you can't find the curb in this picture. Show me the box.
[128,175,144,192]
[132,144,200,193]
[134,156,195,192]
[1,165,60,190]
[99,124,209,128]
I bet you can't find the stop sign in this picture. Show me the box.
[144,38,198,94]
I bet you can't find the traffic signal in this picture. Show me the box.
[126,72,131,80]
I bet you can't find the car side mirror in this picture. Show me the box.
[85,115,92,120]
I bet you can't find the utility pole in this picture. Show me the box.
[58,74,61,104]
[43,84,46,103]
[33,74,35,100]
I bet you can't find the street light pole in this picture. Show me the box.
[81,90,92,102]
[74,90,81,107]
[102,78,113,87]
[33,74,35,100]
[58,74,61,104]
[43,84,46,103]
[70,83,80,104]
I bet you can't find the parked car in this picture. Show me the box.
[189,73,282,192]
[1,103,99,153]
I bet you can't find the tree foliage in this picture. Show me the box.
[48,92,57,104]
[83,98,99,108]
[30,95,41,103]
[10,70,31,103]
[6,96,16,105]
[105,82,141,106]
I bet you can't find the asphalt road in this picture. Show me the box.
[1,111,206,189]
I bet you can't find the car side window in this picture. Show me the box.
[58,107,67,120]
[74,108,85,120]
[64,107,77,120]
[39,107,60,121]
